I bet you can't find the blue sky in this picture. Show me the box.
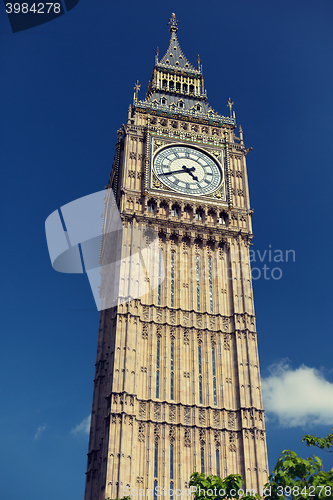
[1,1,333,499]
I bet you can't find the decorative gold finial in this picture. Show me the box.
[197,54,202,72]
[155,46,160,65]
[227,97,234,117]
[168,13,179,33]
[133,80,141,104]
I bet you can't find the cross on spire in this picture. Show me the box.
[133,80,141,104]
[168,13,179,33]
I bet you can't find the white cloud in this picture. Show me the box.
[71,415,91,435]
[262,360,333,427]
[34,424,47,440]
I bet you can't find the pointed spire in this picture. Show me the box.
[239,125,244,144]
[159,14,197,72]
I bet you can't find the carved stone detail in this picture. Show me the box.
[138,422,145,442]
[184,407,191,424]
[169,405,176,422]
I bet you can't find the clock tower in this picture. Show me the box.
[84,14,268,500]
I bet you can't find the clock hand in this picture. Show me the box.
[162,166,196,176]
[162,169,191,176]
[187,170,199,181]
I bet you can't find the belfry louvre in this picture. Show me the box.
[84,13,268,500]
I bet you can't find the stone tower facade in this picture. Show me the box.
[84,14,268,500]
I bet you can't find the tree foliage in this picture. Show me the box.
[189,428,333,500]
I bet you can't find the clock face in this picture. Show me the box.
[153,145,223,196]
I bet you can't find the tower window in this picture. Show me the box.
[171,342,174,400]
[183,83,188,93]
[176,82,181,91]
[162,80,167,89]
[169,81,174,90]
[178,101,183,108]
[219,213,227,225]
[158,249,162,306]
[208,256,213,313]
[213,378,217,406]
[170,482,174,500]
[212,347,217,405]
[171,205,179,217]
[170,443,174,479]
[171,252,175,307]
[189,84,194,93]
[216,448,220,477]
[154,480,158,500]
[200,447,205,473]
[199,376,203,404]
[195,211,203,221]
[148,202,155,213]
[196,255,200,311]
[197,104,201,111]
[212,347,216,377]
[198,344,203,404]
[156,339,160,398]
[154,442,159,477]
[161,97,167,105]
[198,344,202,375]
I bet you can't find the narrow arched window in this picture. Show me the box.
[154,480,158,500]
[170,341,174,400]
[196,255,200,311]
[171,205,179,217]
[171,252,175,307]
[208,256,213,313]
[156,339,160,398]
[198,344,203,404]
[212,347,217,406]
[200,446,205,473]
[148,202,155,213]
[158,248,162,306]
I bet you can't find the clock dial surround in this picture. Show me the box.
[153,145,223,196]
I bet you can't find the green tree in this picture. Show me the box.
[189,428,333,500]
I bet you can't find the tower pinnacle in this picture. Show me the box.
[168,13,179,33]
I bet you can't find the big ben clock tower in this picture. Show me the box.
[84,14,269,500]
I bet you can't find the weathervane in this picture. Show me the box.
[168,13,179,33]
[133,80,141,104]
[227,97,234,117]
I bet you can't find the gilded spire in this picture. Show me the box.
[159,13,196,72]
[168,13,179,33]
